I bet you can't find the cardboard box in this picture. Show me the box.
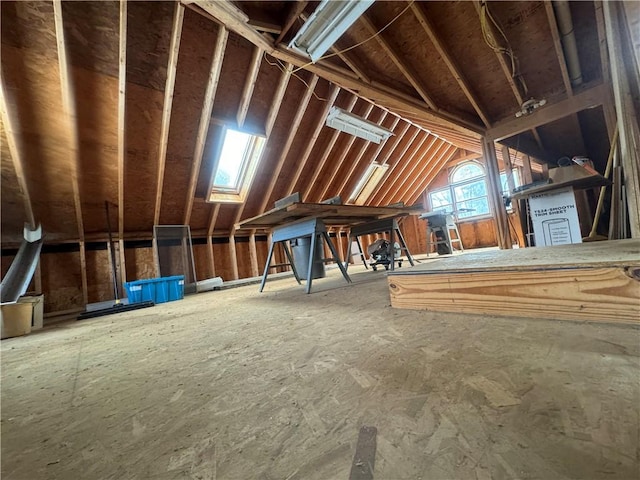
[1,303,33,339]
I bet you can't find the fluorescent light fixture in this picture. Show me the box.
[289,0,375,63]
[326,106,393,144]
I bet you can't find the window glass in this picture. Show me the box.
[429,188,453,210]
[427,161,490,220]
[453,180,487,202]
[213,129,254,189]
[451,163,483,182]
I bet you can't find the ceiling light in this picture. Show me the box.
[289,0,375,63]
[326,106,393,144]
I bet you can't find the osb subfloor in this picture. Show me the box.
[2,265,639,479]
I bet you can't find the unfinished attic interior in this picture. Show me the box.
[1,0,639,478]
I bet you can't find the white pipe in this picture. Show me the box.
[553,1,583,87]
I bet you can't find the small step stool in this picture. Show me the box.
[421,213,463,256]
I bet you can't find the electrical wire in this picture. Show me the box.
[479,1,528,96]
[263,55,329,102]
[292,0,416,74]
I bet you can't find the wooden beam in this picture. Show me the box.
[258,74,319,214]
[228,233,239,280]
[54,0,88,305]
[359,15,437,111]
[487,83,609,141]
[189,0,484,135]
[334,111,389,200]
[482,137,512,249]
[207,235,216,277]
[410,3,491,127]
[248,233,259,277]
[603,1,640,237]
[316,102,375,202]
[388,138,443,206]
[522,154,533,184]
[237,46,263,127]
[407,145,458,205]
[329,46,370,83]
[393,139,449,206]
[301,94,358,201]
[264,61,292,136]
[207,203,221,237]
[275,1,308,44]
[184,26,229,225]
[0,63,35,229]
[118,0,127,240]
[155,3,185,226]
[284,84,340,197]
[368,127,421,205]
[544,2,573,96]
[376,134,433,206]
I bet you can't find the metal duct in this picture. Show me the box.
[553,1,583,87]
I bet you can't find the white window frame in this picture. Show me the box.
[207,127,266,204]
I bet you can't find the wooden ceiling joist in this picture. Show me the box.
[0,68,35,229]
[264,61,292,136]
[118,0,127,239]
[257,74,319,215]
[329,46,370,84]
[53,0,84,244]
[284,84,341,197]
[155,2,185,226]
[487,82,608,141]
[301,94,358,201]
[184,25,228,225]
[237,46,263,127]
[410,3,491,128]
[407,144,458,205]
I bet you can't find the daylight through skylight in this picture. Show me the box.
[213,129,253,189]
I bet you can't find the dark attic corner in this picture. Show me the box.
[1,1,639,478]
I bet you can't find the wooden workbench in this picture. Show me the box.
[388,239,640,324]
[236,202,421,230]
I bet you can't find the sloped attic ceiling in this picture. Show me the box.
[0,1,620,246]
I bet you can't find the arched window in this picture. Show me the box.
[428,161,491,219]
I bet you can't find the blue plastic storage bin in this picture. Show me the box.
[124,275,184,304]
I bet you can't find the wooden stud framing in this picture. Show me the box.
[237,46,263,127]
[407,145,458,205]
[603,1,640,237]
[207,235,216,277]
[0,66,35,229]
[315,102,375,202]
[184,26,228,225]
[155,3,184,226]
[301,94,358,201]
[228,233,239,280]
[544,2,574,96]
[522,154,533,184]
[54,0,88,305]
[329,46,370,83]
[118,0,127,241]
[207,203,221,237]
[248,233,259,277]
[264,61,292,136]
[482,137,512,249]
[284,84,340,197]
[410,3,491,127]
[275,1,308,45]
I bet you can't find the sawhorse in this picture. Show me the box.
[260,218,352,294]
[346,217,415,271]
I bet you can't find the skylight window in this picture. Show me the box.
[349,162,388,205]
[208,128,266,203]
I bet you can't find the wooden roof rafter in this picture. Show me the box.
[329,45,370,84]
[315,102,376,202]
[0,74,35,230]
[184,24,228,225]
[410,2,491,128]
[301,94,359,201]
[155,2,185,226]
[187,0,484,136]
[333,110,389,200]
[237,45,264,127]
[275,1,308,45]
[284,84,341,197]
[406,143,458,205]
[367,126,421,204]
[257,74,319,215]
[118,0,127,239]
[376,135,439,206]
[543,2,574,96]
